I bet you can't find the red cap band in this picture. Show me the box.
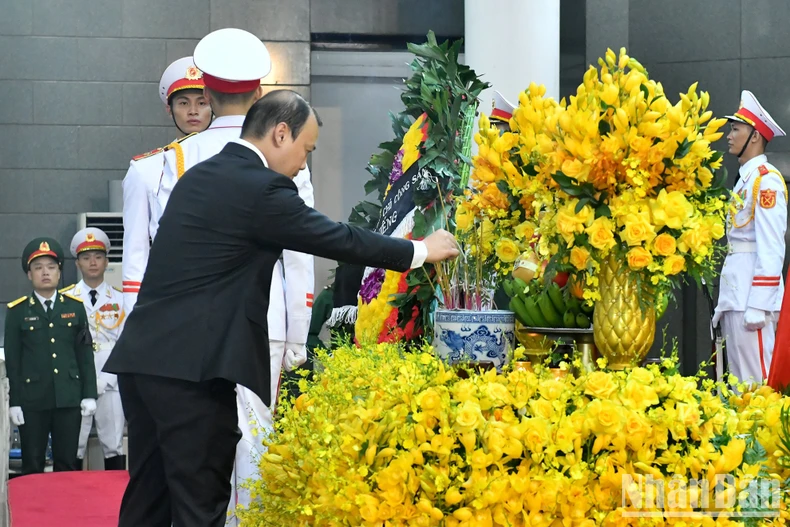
[167,78,206,100]
[76,241,107,254]
[203,73,260,94]
[27,250,58,265]
[735,108,774,141]
[490,108,513,121]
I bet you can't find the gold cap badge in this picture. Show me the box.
[40,241,50,252]
[185,66,202,80]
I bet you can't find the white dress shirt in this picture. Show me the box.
[34,291,57,310]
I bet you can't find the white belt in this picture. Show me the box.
[728,241,757,254]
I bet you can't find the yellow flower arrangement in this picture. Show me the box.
[355,269,403,343]
[238,342,790,526]
[402,113,428,173]
[469,48,730,306]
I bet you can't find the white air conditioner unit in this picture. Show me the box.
[77,212,124,290]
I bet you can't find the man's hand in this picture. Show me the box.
[744,307,767,331]
[283,343,307,372]
[9,407,24,426]
[424,229,460,264]
[80,398,97,417]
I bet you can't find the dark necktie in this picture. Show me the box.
[44,300,52,313]
[90,290,98,306]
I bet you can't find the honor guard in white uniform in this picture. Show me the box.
[65,228,128,470]
[121,57,210,313]
[714,90,788,384]
[489,90,515,133]
[158,29,315,522]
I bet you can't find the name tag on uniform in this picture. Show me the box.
[61,313,76,319]
[24,316,39,322]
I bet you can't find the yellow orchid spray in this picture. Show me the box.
[238,341,790,525]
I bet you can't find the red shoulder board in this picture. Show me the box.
[758,165,769,176]
[132,147,164,161]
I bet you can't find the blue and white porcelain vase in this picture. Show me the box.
[433,309,516,370]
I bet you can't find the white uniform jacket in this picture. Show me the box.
[268,171,315,344]
[62,281,126,390]
[121,148,166,313]
[715,154,788,322]
[161,115,315,346]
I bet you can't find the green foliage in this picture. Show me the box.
[339,32,489,340]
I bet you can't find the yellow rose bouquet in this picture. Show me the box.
[239,341,790,526]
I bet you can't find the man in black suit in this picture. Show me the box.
[104,89,459,527]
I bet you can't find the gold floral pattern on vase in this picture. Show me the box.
[593,254,656,369]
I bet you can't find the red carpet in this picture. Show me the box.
[8,471,128,526]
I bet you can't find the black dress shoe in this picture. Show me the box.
[103,455,127,470]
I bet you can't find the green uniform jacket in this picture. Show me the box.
[306,287,333,352]
[4,293,98,410]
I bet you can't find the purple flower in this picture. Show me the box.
[360,268,386,303]
[389,149,404,184]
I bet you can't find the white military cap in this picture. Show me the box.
[490,90,515,122]
[194,28,271,94]
[159,56,205,105]
[70,227,111,257]
[725,90,786,141]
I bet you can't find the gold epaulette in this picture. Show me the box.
[164,133,197,181]
[166,132,198,146]
[7,296,28,309]
[63,293,83,303]
[132,147,165,162]
[59,284,75,293]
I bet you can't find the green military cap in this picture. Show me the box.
[21,237,64,272]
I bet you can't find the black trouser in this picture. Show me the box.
[117,374,241,527]
[19,406,81,474]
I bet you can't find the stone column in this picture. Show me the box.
[464,0,561,110]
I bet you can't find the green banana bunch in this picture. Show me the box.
[504,278,593,329]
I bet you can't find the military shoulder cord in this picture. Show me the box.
[729,168,788,229]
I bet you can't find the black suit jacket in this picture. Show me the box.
[104,142,414,404]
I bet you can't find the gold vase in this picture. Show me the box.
[593,254,656,369]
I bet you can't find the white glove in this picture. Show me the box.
[283,342,307,372]
[97,378,107,396]
[80,398,97,417]
[9,406,24,426]
[743,308,767,331]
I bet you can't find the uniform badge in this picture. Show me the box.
[185,66,201,80]
[131,147,164,161]
[24,316,39,322]
[86,233,95,242]
[733,189,747,211]
[61,312,75,319]
[759,189,777,209]
[39,241,50,252]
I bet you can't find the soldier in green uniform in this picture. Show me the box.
[4,237,98,474]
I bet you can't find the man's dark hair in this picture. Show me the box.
[241,89,322,140]
[205,87,259,108]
